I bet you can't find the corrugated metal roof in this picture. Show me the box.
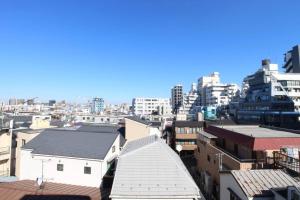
[231,170,300,197]
[23,128,119,160]
[0,180,100,200]
[110,135,201,199]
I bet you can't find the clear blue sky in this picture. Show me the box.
[1,0,300,103]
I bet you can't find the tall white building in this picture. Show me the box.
[205,83,239,106]
[198,72,239,106]
[132,98,172,116]
[198,72,221,106]
[179,83,200,114]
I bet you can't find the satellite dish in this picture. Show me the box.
[176,145,182,152]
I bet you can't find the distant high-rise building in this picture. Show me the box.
[91,98,104,114]
[9,98,17,105]
[17,99,25,105]
[197,72,220,106]
[179,83,200,114]
[49,100,56,106]
[27,99,35,105]
[171,85,183,113]
[284,45,300,73]
[132,97,171,116]
[197,72,239,106]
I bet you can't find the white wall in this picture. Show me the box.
[20,135,121,187]
[220,173,248,200]
[20,150,103,187]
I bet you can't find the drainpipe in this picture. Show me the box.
[8,120,13,176]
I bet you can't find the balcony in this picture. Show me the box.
[197,141,268,171]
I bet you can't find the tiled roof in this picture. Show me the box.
[110,135,201,199]
[231,170,300,197]
[0,180,100,200]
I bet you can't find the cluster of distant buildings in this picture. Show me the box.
[1,44,300,200]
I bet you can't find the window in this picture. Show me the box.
[22,139,26,146]
[112,145,116,153]
[57,164,64,171]
[207,155,211,162]
[84,166,91,174]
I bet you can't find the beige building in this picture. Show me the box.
[195,125,300,199]
[0,128,12,176]
[124,117,161,142]
[13,129,43,177]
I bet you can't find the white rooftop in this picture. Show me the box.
[216,125,300,138]
[110,135,202,199]
[231,170,300,197]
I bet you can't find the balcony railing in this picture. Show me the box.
[274,151,300,174]
[214,144,266,163]
[0,146,10,156]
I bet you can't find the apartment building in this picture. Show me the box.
[171,84,183,113]
[237,58,300,126]
[198,72,239,107]
[172,120,204,153]
[179,83,200,114]
[284,45,300,73]
[91,97,104,114]
[132,97,171,116]
[20,126,123,187]
[205,83,239,106]
[195,125,300,199]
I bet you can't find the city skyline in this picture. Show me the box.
[1,0,300,102]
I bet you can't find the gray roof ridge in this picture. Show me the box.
[102,133,119,159]
[158,141,200,194]
[120,139,158,158]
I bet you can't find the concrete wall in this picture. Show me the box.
[14,130,42,177]
[20,150,103,187]
[30,116,51,129]
[0,131,12,176]
[125,119,150,141]
[220,173,248,200]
